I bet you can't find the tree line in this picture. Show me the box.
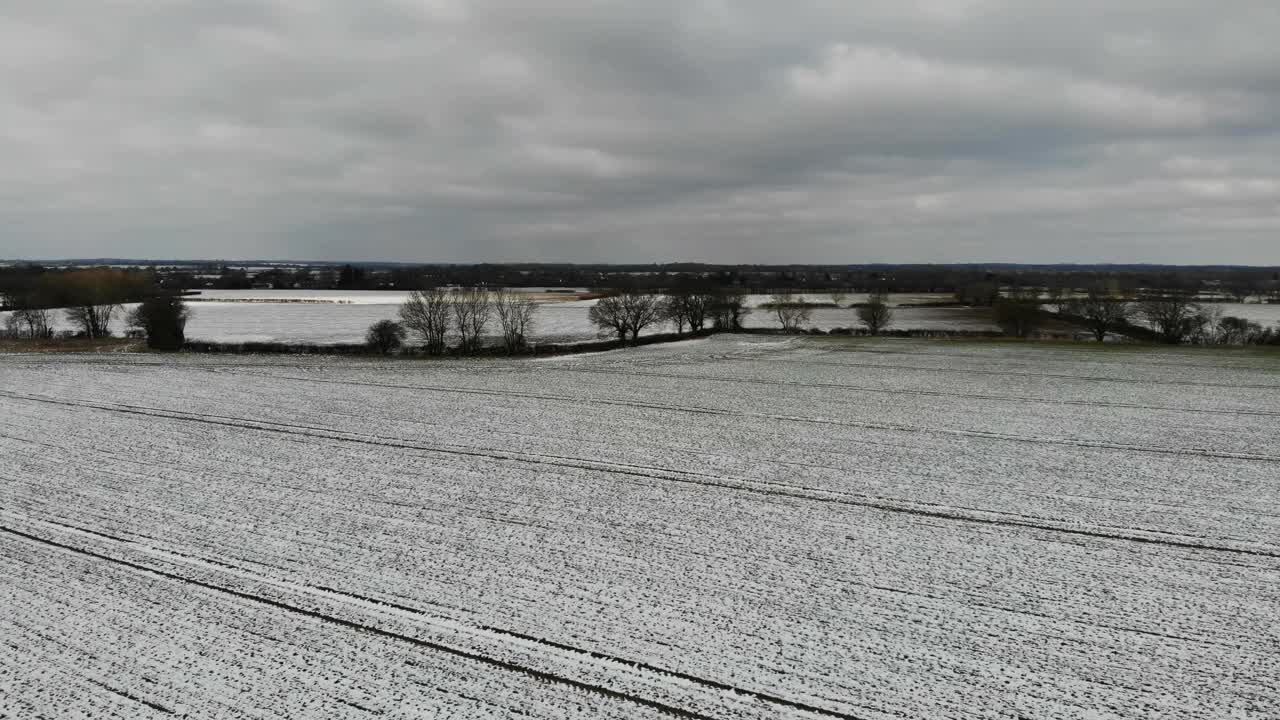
[366,287,899,356]
[8,261,1278,299]
[6,270,1276,352]
[368,288,741,356]
[367,288,539,356]
[1,269,156,341]
[1,268,193,350]
[993,285,1280,344]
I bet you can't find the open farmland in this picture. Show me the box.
[3,291,1017,345]
[2,336,1279,718]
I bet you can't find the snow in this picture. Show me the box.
[744,304,999,332]
[190,289,415,304]
[1196,302,1280,326]
[187,288,584,305]
[2,336,1278,718]
[3,296,629,345]
[7,293,1277,346]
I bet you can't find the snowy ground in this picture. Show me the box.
[1131,302,1280,329]
[3,292,1003,344]
[2,337,1278,718]
[6,291,1277,345]
[186,288,588,304]
[166,302,1001,344]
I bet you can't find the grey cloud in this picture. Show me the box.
[0,1,1278,263]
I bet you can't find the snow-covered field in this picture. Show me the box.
[3,295,630,345]
[7,290,1277,345]
[167,302,993,344]
[1185,303,1280,327]
[4,292,1001,344]
[745,305,999,332]
[2,336,1277,718]
[191,289,416,304]
[187,288,588,304]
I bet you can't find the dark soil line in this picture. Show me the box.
[7,391,1278,560]
[308,585,865,720]
[866,583,1240,649]
[818,344,1280,370]
[85,677,176,715]
[771,357,1280,390]
[0,524,716,720]
[188,373,1280,463]
[542,366,1280,419]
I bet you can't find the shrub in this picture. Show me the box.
[366,320,406,355]
[128,296,191,351]
[857,290,894,335]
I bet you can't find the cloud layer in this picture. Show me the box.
[2,1,1278,263]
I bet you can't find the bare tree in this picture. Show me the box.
[1192,304,1225,344]
[452,287,492,353]
[857,290,894,335]
[58,269,146,338]
[994,288,1043,338]
[399,288,452,355]
[1138,292,1203,344]
[710,289,751,330]
[7,306,53,339]
[771,292,811,333]
[66,304,119,339]
[661,295,688,334]
[589,295,630,342]
[623,292,664,342]
[686,292,716,331]
[830,289,848,308]
[2,313,22,340]
[494,289,537,352]
[1073,287,1130,342]
[1,290,52,339]
[588,291,663,343]
[661,291,715,334]
[1218,316,1264,345]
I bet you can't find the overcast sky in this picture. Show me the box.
[2,1,1278,264]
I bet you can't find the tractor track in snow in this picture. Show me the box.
[809,344,1280,370]
[139,371,1280,463]
[4,390,1278,560]
[767,357,1280,390]
[0,520,869,720]
[0,524,716,720]
[531,366,1280,418]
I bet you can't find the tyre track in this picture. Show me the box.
[0,525,715,720]
[769,357,1280,390]
[5,390,1278,559]
[159,372,1280,463]
[308,585,869,720]
[86,678,176,716]
[535,366,1280,419]
[0,521,868,720]
[812,344,1280,371]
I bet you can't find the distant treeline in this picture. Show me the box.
[5,262,1279,298]
[0,268,162,339]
